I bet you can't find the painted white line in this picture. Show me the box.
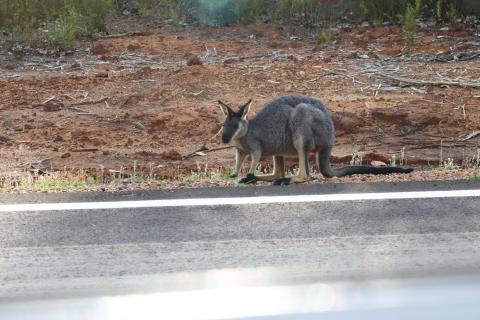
[0,189,479,212]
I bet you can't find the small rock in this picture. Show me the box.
[127,43,142,51]
[61,152,71,159]
[24,124,35,130]
[92,43,108,55]
[121,94,143,108]
[160,149,182,160]
[186,55,202,66]
[43,99,64,112]
[332,112,363,133]
[371,160,387,167]
[95,72,109,78]
[370,108,409,125]
[0,135,9,144]
[64,62,81,70]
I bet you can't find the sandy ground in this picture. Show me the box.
[0,16,479,190]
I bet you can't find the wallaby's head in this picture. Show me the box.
[218,99,252,144]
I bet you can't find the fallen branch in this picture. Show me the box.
[67,106,89,113]
[432,51,480,62]
[183,145,234,159]
[70,148,99,152]
[459,131,480,141]
[376,72,480,88]
[70,97,109,107]
[97,31,153,39]
[223,53,276,65]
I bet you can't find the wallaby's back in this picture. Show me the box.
[247,95,335,156]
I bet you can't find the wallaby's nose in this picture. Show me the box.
[222,134,229,144]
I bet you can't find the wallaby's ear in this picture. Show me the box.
[240,99,252,119]
[218,100,232,117]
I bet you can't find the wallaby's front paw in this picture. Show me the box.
[272,178,291,186]
[239,173,257,184]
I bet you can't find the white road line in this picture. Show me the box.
[0,189,480,212]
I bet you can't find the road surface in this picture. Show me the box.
[1,180,480,303]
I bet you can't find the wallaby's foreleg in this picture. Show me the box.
[248,151,261,174]
[239,151,262,184]
[255,156,285,181]
[230,149,247,178]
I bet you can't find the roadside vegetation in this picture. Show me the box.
[1,155,479,192]
[0,0,475,50]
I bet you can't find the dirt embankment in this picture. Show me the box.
[1,17,479,185]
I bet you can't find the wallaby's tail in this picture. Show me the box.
[326,165,413,177]
[317,148,413,178]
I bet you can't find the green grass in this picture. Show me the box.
[0,0,113,50]
[318,27,333,42]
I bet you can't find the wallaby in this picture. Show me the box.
[218,94,413,185]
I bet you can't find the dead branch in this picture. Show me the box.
[70,97,109,107]
[70,148,99,152]
[67,106,89,113]
[432,51,480,62]
[223,53,275,64]
[133,121,146,130]
[459,131,480,141]
[183,145,234,159]
[42,96,56,104]
[376,72,480,88]
[97,31,153,39]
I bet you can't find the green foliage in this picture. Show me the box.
[403,0,421,46]
[135,0,182,23]
[277,0,334,27]
[0,0,113,49]
[442,158,460,170]
[436,0,442,18]
[360,0,413,24]
[318,27,333,42]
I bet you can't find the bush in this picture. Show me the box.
[0,0,113,49]
[403,0,422,46]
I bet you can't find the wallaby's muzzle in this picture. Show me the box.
[221,133,230,144]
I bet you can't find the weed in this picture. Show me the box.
[403,0,421,46]
[0,0,113,50]
[318,27,333,42]
[436,0,443,19]
[390,154,397,167]
[442,158,459,170]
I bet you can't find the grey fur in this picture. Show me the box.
[219,94,412,184]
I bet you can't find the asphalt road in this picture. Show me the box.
[1,180,480,303]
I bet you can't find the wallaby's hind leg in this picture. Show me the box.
[255,156,285,182]
[290,149,310,183]
[230,149,247,178]
[274,137,310,185]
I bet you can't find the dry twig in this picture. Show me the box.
[70,97,109,107]
[376,72,480,88]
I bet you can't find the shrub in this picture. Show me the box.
[0,0,113,49]
[403,0,422,46]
